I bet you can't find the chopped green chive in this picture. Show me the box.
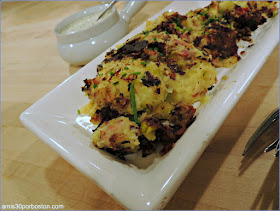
[203,17,214,26]
[110,71,114,75]
[153,47,159,51]
[153,37,157,41]
[188,28,193,32]
[124,67,129,70]
[175,26,181,30]
[77,110,81,114]
[129,83,140,125]
[93,84,98,89]
[200,11,207,16]
[164,30,169,35]
[122,73,127,78]
[132,72,141,75]
[141,61,147,66]
[142,30,149,35]
[113,81,119,85]
[183,27,187,33]
[98,73,103,76]
[175,17,181,26]
[159,52,164,56]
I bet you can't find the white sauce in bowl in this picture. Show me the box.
[60,10,111,34]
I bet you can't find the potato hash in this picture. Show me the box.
[81,1,278,158]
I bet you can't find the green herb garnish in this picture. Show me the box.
[200,10,208,16]
[183,27,187,33]
[159,52,164,56]
[141,61,147,66]
[153,47,159,51]
[174,17,181,26]
[142,30,149,35]
[77,110,81,114]
[122,73,127,78]
[164,30,169,35]
[203,17,214,26]
[175,26,181,30]
[113,81,119,85]
[153,37,157,41]
[132,72,141,75]
[110,71,114,75]
[93,84,98,89]
[129,83,140,125]
[124,67,129,70]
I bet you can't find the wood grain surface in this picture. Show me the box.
[1,1,279,210]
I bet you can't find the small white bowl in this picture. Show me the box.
[54,2,145,65]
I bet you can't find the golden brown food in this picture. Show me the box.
[91,116,141,154]
[80,1,278,159]
[146,1,278,67]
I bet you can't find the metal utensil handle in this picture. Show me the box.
[274,139,279,157]
[242,108,279,155]
[264,138,279,153]
[97,1,117,21]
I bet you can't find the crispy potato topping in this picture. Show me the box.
[81,1,278,158]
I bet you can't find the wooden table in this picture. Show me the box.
[1,1,279,210]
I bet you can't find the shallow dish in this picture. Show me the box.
[20,1,279,210]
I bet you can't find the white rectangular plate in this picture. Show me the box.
[20,1,279,210]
